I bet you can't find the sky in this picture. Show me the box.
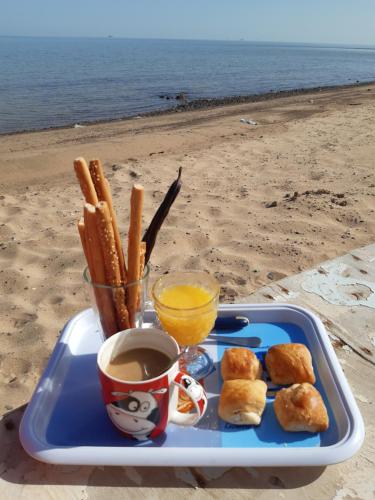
[0,0,375,46]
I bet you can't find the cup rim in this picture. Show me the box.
[151,270,220,312]
[83,262,150,289]
[97,327,180,385]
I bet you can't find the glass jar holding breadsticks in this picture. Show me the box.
[75,157,148,338]
[83,261,150,337]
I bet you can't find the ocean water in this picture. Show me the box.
[0,37,374,134]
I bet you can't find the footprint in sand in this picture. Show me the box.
[3,205,23,217]
[174,202,187,211]
[220,285,239,302]
[16,320,45,347]
[50,296,64,305]
[14,312,38,328]
[165,214,178,225]
[209,206,222,217]
[0,356,32,376]
[233,275,247,286]
[185,255,201,270]
[0,223,14,239]
[0,240,19,261]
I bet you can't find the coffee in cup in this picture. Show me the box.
[106,347,171,381]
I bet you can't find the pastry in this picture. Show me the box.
[219,379,267,425]
[274,383,329,432]
[265,343,315,385]
[221,347,262,381]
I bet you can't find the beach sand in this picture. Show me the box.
[0,84,374,413]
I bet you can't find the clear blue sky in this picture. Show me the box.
[1,0,374,45]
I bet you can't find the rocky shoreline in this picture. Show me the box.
[148,80,374,115]
[2,80,374,137]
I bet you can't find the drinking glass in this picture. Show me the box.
[83,263,150,339]
[151,271,220,379]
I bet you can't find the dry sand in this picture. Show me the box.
[0,84,375,413]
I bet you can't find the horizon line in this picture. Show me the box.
[0,34,374,48]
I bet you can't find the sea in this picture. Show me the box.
[0,36,374,135]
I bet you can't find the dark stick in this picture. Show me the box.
[142,167,182,264]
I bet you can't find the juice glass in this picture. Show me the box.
[152,271,220,379]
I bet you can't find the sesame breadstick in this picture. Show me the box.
[139,241,146,281]
[77,217,90,266]
[126,184,144,327]
[95,201,130,330]
[136,241,147,310]
[74,157,99,205]
[83,204,118,337]
[88,159,127,281]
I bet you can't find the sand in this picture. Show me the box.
[0,84,375,413]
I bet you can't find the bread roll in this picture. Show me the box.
[265,343,315,385]
[221,347,262,381]
[274,383,329,432]
[218,379,267,425]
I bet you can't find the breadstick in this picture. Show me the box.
[126,184,144,327]
[88,159,108,202]
[136,241,147,310]
[74,157,99,205]
[139,241,146,280]
[77,217,90,266]
[83,204,118,337]
[96,201,130,330]
[88,159,127,281]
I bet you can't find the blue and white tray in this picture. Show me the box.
[19,304,364,466]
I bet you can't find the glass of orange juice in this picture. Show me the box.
[151,271,220,379]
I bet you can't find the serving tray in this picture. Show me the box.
[19,304,364,466]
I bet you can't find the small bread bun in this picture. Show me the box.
[274,383,329,432]
[265,343,315,385]
[221,347,262,381]
[218,379,267,425]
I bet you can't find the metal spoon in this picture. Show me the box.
[143,364,151,379]
[207,335,261,348]
[165,346,189,371]
[143,346,188,379]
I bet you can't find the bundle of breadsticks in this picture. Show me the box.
[74,157,146,337]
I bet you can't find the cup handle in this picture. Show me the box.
[170,372,207,426]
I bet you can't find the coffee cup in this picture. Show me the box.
[97,328,207,441]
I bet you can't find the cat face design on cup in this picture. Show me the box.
[97,328,207,441]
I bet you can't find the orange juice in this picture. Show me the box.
[155,284,217,346]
